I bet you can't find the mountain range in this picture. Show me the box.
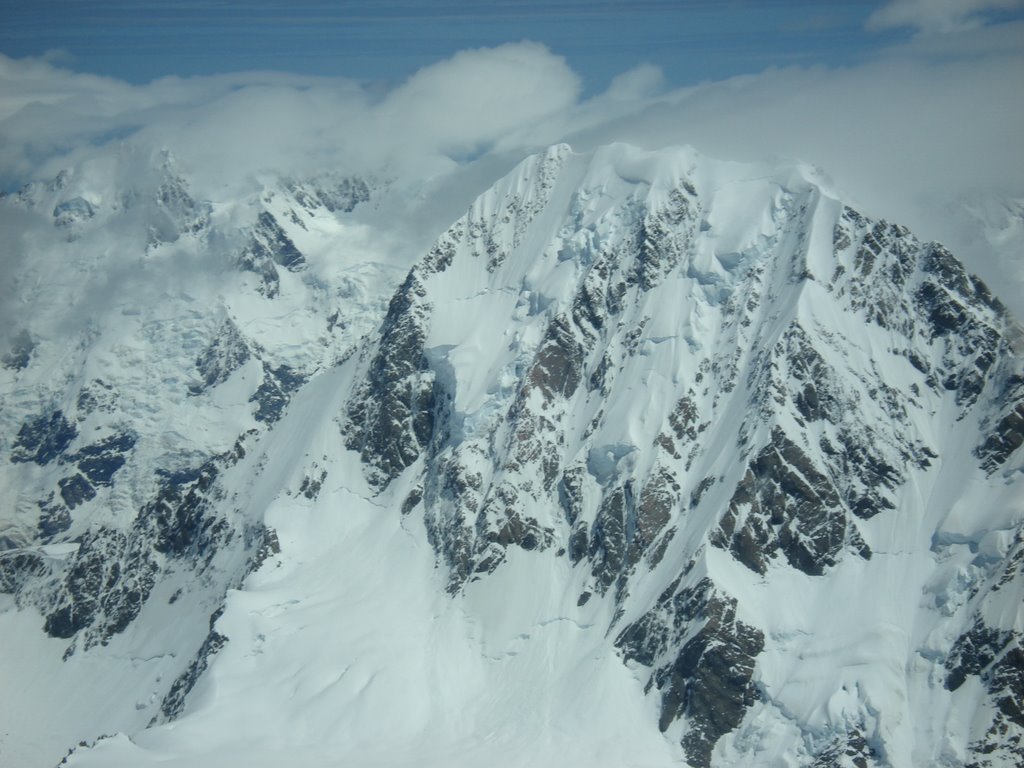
[1,142,1022,768]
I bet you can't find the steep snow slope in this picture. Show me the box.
[0,148,399,767]
[2,143,1022,768]
[59,363,679,768]
[330,143,1024,768]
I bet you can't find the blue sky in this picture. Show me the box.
[0,1,918,93]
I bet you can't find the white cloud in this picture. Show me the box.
[0,56,366,189]
[867,0,1024,35]
[488,41,1024,315]
[376,42,580,159]
[1,33,1022,316]
[0,42,580,194]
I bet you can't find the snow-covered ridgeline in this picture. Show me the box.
[336,142,1024,767]
[0,142,1021,767]
[0,149,399,767]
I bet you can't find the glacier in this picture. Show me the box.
[0,142,1022,767]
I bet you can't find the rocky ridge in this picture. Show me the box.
[336,143,1024,766]
[1,143,1022,767]
[0,149,391,765]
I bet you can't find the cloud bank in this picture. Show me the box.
[0,43,583,193]
[1,31,1022,315]
[867,0,1024,35]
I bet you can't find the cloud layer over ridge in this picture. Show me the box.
[1,30,1022,316]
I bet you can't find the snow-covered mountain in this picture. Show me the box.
[1,142,1022,768]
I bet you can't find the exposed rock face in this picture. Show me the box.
[237,211,306,297]
[335,144,1024,764]
[285,174,371,214]
[191,318,251,394]
[977,375,1024,474]
[943,528,1024,768]
[155,612,226,723]
[343,269,438,489]
[0,154,387,765]
[11,410,78,465]
[810,728,882,768]
[42,525,159,643]
[2,143,1022,767]
[617,577,765,767]
[149,165,211,243]
[251,364,307,424]
[711,426,869,576]
[19,435,247,651]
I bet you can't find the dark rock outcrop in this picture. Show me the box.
[237,211,305,297]
[712,427,868,575]
[344,270,437,488]
[11,410,78,465]
[43,526,158,643]
[618,578,765,768]
[190,318,250,394]
[251,364,306,424]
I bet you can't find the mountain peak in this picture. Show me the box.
[1,142,1021,768]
